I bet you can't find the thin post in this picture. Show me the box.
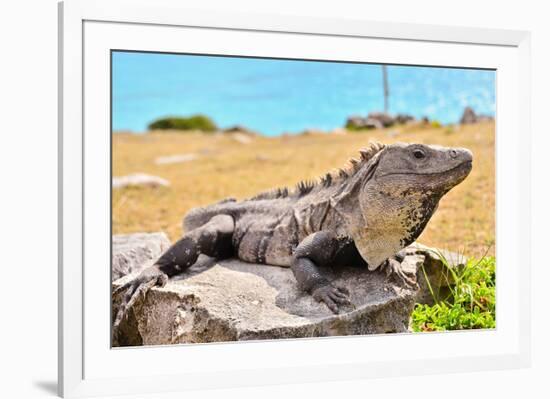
[382,65,389,113]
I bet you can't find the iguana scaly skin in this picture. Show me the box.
[113,142,472,337]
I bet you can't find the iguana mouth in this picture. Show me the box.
[376,160,472,179]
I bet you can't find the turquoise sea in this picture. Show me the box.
[112,51,495,136]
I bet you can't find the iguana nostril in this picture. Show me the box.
[450,149,458,158]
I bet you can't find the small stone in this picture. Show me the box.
[112,173,170,189]
[155,154,198,165]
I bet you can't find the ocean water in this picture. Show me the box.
[112,51,495,136]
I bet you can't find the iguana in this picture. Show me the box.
[113,142,472,335]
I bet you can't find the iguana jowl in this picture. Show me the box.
[113,142,472,332]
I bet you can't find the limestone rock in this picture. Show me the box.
[112,233,466,346]
[112,173,170,189]
[405,243,467,304]
[112,233,171,281]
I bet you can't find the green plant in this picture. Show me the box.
[411,252,495,332]
[148,114,218,132]
[430,120,442,128]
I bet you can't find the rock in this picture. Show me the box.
[346,115,381,130]
[112,173,170,189]
[460,106,478,124]
[223,125,257,135]
[112,233,171,281]
[460,106,494,124]
[405,243,467,305]
[395,113,415,124]
[363,118,384,129]
[345,112,403,130]
[367,112,395,127]
[113,256,417,346]
[112,233,465,346]
[155,153,198,165]
[345,116,366,129]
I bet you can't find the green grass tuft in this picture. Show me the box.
[148,114,218,132]
[411,255,495,332]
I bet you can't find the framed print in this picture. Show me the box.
[59,0,531,397]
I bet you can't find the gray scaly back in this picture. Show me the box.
[248,142,386,201]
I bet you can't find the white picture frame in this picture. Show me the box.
[59,0,531,397]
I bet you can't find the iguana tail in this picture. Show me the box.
[182,198,237,232]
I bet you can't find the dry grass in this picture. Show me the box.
[112,121,495,258]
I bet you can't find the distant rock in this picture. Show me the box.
[112,233,466,346]
[395,113,416,124]
[112,173,170,189]
[223,125,257,136]
[367,112,395,127]
[460,107,477,124]
[155,153,198,165]
[112,232,171,281]
[345,112,415,130]
[346,115,372,130]
[460,107,494,124]
[363,118,385,129]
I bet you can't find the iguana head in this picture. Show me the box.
[348,143,472,270]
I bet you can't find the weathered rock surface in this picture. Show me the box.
[403,243,466,305]
[112,233,466,346]
[112,233,171,281]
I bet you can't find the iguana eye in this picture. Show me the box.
[413,149,426,159]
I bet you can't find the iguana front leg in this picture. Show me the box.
[291,231,351,313]
[381,250,417,287]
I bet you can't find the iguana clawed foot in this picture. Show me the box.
[112,266,168,343]
[312,284,351,314]
[382,256,417,288]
